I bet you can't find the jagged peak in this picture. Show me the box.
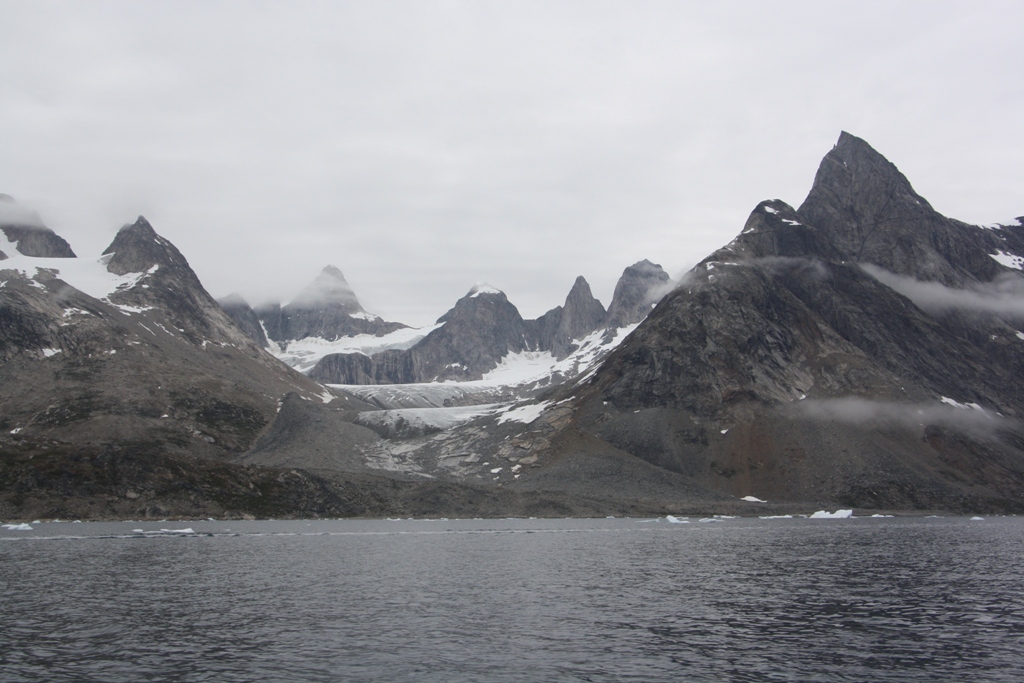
[102,216,190,276]
[218,292,251,308]
[289,265,363,310]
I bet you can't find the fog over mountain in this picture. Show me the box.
[1,2,1022,325]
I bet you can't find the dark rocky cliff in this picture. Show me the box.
[603,260,673,328]
[550,132,1024,512]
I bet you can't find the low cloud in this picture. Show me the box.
[794,396,1014,439]
[643,277,679,306]
[861,263,1024,318]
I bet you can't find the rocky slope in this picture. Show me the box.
[0,215,344,518]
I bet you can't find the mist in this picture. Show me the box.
[794,396,1015,439]
[861,264,1024,318]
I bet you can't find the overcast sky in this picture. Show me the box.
[2,1,1022,326]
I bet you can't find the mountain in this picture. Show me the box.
[256,266,407,344]
[309,284,535,384]
[532,276,607,359]
[603,260,673,328]
[535,132,1024,512]
[7,132,1021,520]
[0,214,353,519]
[306,265,674,387]
[0,194,76,258]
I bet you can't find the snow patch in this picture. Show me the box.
[41,348,61,357]
[990,250,1024,270]
[940,397,986,412]
[0,250,160,304]
[496,401,550,425]
[469,283,502,297]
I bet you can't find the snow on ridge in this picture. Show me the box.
[990,250,1023,271]
[940,396,986,412]
[0,247,160,303]
[469,283,502,297]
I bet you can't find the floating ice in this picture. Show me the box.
[970,516,985,521]
[760,515,793,519]
[2,523,33,531]
[871,514,894,518]
[665,515,689,524]
[809,509,853,519]
[741,496,766,503]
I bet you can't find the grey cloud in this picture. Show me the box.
[861,264,1024,318]
[1,3,1023,326]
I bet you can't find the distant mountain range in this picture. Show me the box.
[2,132,1023,520]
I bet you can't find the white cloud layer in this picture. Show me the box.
[2,1,1022,325]
[862,264,1024,318]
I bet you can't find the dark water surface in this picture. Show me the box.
[2,515,1023,682]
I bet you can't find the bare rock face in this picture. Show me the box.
[219,293,269,348]
[603,260,673,328]
[553,132,1024,512]
[0,194,76,258]
[257,266,406,342]
[537,276,607,359]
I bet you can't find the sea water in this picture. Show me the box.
[2,515,1023,682]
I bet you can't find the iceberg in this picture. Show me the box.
[809,509,853,519]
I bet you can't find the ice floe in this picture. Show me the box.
[741,496,766,503]
[665,515,689,524]
[2,523,33,531]
[809,509,853,519]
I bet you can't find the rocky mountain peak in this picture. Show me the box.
[0,194,76,258]
[102,216,191,276]
[467,283,504,298]
[603,260,672,328]
[257,266,405,343]
[798,132,1007,286]
[290,265,363,311]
